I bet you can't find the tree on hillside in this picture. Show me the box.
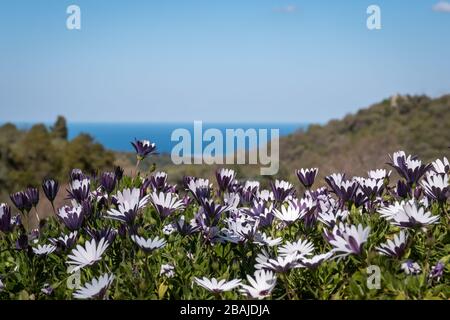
[51,115,68,140]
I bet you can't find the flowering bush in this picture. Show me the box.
[0,145,448,300]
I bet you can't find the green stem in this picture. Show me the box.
[134,159,141,177]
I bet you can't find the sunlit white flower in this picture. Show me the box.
[271,180,295,202]
[73,273,115,300]
[368,169,391,180]
[278,239,315,257]
[257,189,274,202]
[401,260,421,275]
[421,174,449,202]
[388,202,439,228]
[160,264,175,278]
[325,173,345,193]
[329,224,370,258]
[187,178,212,203]
[376,230,408,258]
[32,244,56,256]
[215,168,236,192]
[360,178,384,198]
[49,231,78,249]
[68,178,91,203]
[224,192,241,210]
[194,277,241,293]
[150,191,185,218]
[107,188,149,224]
[318,209,349,228]
[240,270,277,299]
[131,235,166,252]
[67,238,110,273]
[378,201,409,220]
[299,252,334,269]
[388,151,431,184]
[57,204,84,231]
[272,203,305,224]
[254,250,271,270]
[253,232,282,247]
[431,157,449,174]
[256,254,301,273]
[221,216,259,243]
[244,180,260,191]
[162,223,176,235]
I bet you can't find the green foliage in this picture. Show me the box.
[0,117,114,199]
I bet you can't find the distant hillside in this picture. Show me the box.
[279,94,450,182]
[129,94,450,185]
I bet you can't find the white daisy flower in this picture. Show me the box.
[107,188,150,223]
[32,244,56,256]
[272,203,305,224]
[318,209,349,228]
[66,238,110,273]
[130,235,166,252]
[329,224,370,258]
[160,264,175,278]
[162,223,176,235]
[240,270,277,299]
[376,230,408,258]
[244,180,260,192]
[254,250,271,270]
[378,200,410,220]
[278,239,315,257]
[256,254,301,273]
[421,174,449,202]
[194,277,241,293]
[150,191,185,218]
[401,260,421,275]
[73,273,115,300]
[253,232,282,247]
[389,202,439,228]
[431,157,449,174]
[367,169,391,180]
[299,252,334,269]
[257,189,274,202]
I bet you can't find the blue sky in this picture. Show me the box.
[0,0,449,123]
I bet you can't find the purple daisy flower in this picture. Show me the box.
[387,151,432,185]
[10,191,32,213]
[131,139,157,160]
[100,172,117,194]
[0,203,13,233]
[295,168,318,189]
[57,204,84,231]
[42,178,59,203]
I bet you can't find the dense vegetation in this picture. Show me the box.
[0,117,115,201]
[280,94,450,181]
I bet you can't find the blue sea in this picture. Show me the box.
[11,122,307,154]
